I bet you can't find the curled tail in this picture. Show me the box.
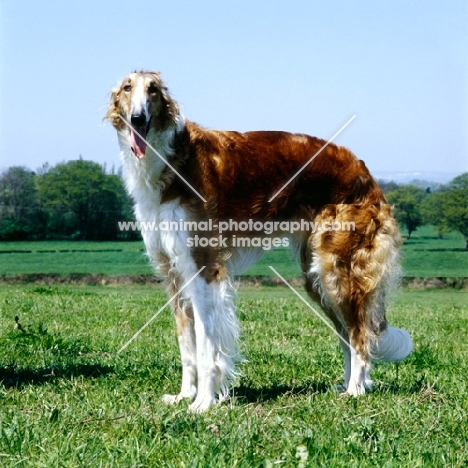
[371,325,413,362]
[310,202,413,362]
[350,203,413,362]
[305,199,413,395]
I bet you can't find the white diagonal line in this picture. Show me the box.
[117,266,206,354]
[268,115,356,203]
[118,115,207,203]
[268,266,351,351]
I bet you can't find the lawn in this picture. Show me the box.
[399,226,468,277]
[0,241,152,276]
[0,285,467,466]
[0,226,467,278]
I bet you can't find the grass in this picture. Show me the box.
[400,226,468,277]
[0,241,152,276]
[0,284,467,466]
[0,226,467,278]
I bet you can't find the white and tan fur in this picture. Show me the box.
[107,71,413,412]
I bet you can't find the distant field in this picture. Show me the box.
[0,285,466,466]
[0,226,466,278]
[0,241,152,276]
[398,226,467,277]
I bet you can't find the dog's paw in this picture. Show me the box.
[162,393,188,405]
[343,381,366,397]
[162,385,197,405]
[188,395,216,413]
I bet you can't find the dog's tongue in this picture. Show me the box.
[130,127,147,159]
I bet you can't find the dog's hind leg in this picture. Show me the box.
[307,203,412,396]
[306,254,374,396]
[302,274,363,393]
[301,270,351,392]
[328,318,374,395]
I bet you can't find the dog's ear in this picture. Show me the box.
[149,71,162,83]
[152,72,180,127]
[161,88,180,124]
[105,85,125,130]
[161,89,180,125]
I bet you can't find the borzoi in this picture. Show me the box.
[107,71,412,412]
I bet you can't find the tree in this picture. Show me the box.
[92,173,134,240]
[37,159,135,240]
[38,160,110,240]
[0,166,42,239]
[420,189,449,238]
[377,179,400,194]
[386,185,426,238]
[442,173,468,249]
[0,160,135,241]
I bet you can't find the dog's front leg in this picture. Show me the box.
[177,319,198,400]
[162,298,197,405]
[187,277,218,413]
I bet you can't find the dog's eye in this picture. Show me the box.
[148,84,159,94]
[123,84,132,92]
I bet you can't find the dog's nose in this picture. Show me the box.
[131,113,147,127]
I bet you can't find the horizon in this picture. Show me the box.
[1,158,464,187]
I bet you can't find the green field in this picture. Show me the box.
[0,225,467,465]
[0,241,152,277]
[0,285,467,466]
[399,226,468,278]
[0,226,467,278]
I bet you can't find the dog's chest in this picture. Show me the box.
[136,198,190,266]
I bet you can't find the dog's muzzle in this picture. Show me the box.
[129,113,151,159]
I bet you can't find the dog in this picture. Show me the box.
[107,71,413,412]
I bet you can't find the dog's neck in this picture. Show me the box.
[119,113,186,203]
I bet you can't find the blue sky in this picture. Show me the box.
[0,0,466,179]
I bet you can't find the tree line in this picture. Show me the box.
[381,173,468,248]
[0,159,137,241]
[0,160,467,247]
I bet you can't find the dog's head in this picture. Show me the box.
[106,71,180,158]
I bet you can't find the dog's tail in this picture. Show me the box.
[371,325,413,362]
[309,200,413,363]
[350,203,413,363]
